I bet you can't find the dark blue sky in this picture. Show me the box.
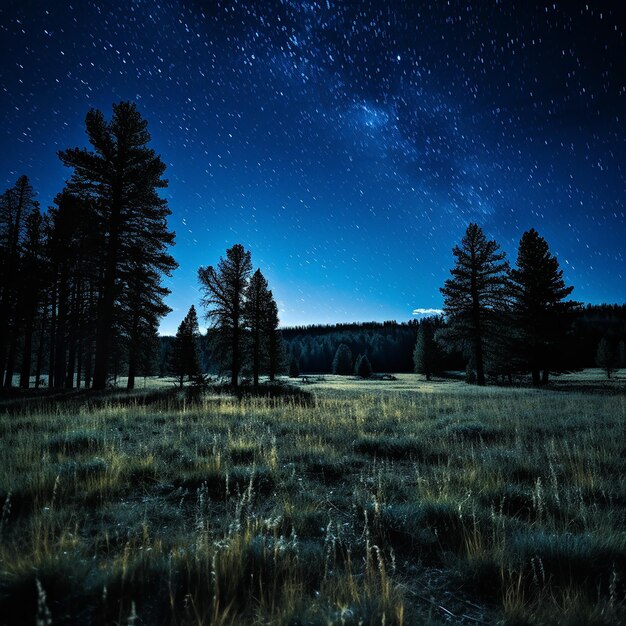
[1,1,624,333]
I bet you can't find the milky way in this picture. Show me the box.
[1,1,624,332]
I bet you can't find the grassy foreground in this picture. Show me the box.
[0,373,624,625]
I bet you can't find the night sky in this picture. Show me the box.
[1,1,624,333]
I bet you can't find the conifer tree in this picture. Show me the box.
[413,319,441,381]
[198,244,252,388]
[265,296,283,381]
[244,269,271,387]
[0,175,39,386]
[58,102,175,389]
[332,343,353,375]
[509,228,576,385]
[595,337,617,379]
[18,210,45,388]
[171,305,201,386]
[439,223,509,385]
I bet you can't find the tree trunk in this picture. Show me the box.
[19,312,34,388]
[127,356,136,389]
[84,344,92,389]
[65,336,76,389]
[3,288,21,388]
[76,287,84,390]
[470,259,485,386]
[252,328,260,387]
[34,297,48,388]
[76,341,82,389]
[65,281,80,389]
[92,186,122,390]
[231,317,239,388]
[0,303,9,385]
[127,309,140,390]
[541,369,549,385]
[3,326,18,388]
[83,286,95,389]
[48,278,57,388]
[531,368,540,386]
[54,265,69,389]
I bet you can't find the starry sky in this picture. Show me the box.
[1,1,624,333]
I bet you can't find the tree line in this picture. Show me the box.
[2,103,623,390]
[0,102,176,390]
[163,307,624,385]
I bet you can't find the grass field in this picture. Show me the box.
[0,371,624,625]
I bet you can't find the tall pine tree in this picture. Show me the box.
[0,176,39,387]
[58,102,175,389]
[18,210,45,388]
[439,223,509,386]
[244,269,272,387]
[509,229,575,385]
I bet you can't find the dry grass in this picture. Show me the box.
[0,371,624,624]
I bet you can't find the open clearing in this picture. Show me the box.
[0,371,624,625]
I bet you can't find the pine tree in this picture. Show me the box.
[413,319,441,381]
[595,337,617,379]
[198,244,252,388]
[332,343,353,375]
[0,175,39,387]
[18,210,45,388]
[171,306,201,386]
[265,296,283,381]
[244,269,271,387]
[439,223,509,386]
[58,102,175,389]
[619,339,626,368]
[509,229,576,385]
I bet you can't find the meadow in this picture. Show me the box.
[0,372,624,625]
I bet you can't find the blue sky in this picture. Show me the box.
[1,1,624,334]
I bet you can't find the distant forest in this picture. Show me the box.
[1,102,625,391]
[157,304,626,378]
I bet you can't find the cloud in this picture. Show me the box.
[412,308,443,316]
